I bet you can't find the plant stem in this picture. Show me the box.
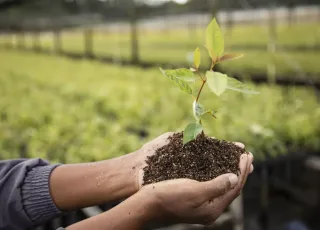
[210,61,216,71]
[196,80,206,102]
[195,71,204,81]
[210,61,214,70]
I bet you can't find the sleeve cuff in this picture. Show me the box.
[21,164,62,225]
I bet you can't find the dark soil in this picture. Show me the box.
[143,132,246,185]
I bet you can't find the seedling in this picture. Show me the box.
[160,18,259,144]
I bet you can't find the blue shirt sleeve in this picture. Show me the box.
[0,158,62,230]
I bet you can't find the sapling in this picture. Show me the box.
[160,18,259,144]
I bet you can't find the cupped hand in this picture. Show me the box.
[129,132,175,190]
[133,132,253,186]
[128,131,254,225]
[138,152,253,226]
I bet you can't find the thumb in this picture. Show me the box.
[202,173,239,199]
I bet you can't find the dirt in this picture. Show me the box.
[143,132,246,185]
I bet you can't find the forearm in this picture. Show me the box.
[66,191,156,230]
[50,152,140,210]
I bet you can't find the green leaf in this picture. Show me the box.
[218,53,244,63]
[160,68,193,95]
[227,77,260,94]
[206,18,224,61]
[183,122,203,144]
[194,47,201,69]
[193,101,217,121]
[206,71,228,96]
[161,68,197,83]
[193,101,206,121]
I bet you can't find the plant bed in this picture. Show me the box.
[143,19,259,184]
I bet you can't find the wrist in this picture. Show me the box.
[135,189,159,218]
[119,189,159,227]
[109,152,142,195]
[95,154,140,200]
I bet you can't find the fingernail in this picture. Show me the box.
[228,174,239,187]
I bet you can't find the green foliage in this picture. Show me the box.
[193,101,216,122]
[171,68,198,83]
[0,50,319,162]
[206,71,228,96]
[218,53,244,63]
[183,122,203,144]
[160,18,260,144]
[159,68,193,94]
[227,77,260,94]
[193,101,205,121]
[205,18,224,62]
[194,47,201,69]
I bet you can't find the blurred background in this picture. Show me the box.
[0,0,319,230]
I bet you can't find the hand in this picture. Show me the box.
[131,132,253,188]
[128,132,175,190]
[66,153,253,230]
[128,132,253,201]
[138,152,253,226]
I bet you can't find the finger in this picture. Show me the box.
[207,158,247,211]
[201,173,239,199]
[233,142,245,149]
[205,154,251,218]
[241,152,254,188]
[237,154,248,187]
[248,152,254,173]
[250,164,254,173]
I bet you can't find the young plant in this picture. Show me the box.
[160,18,259,144]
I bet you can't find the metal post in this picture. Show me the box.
[84,28,94,58]
[33,29,41,51]
[267,5,277,84]
[17,30,25,50]
[6,32,13,48]
[54,29,62,54]
[130,0,139,64]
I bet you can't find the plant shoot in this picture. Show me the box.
[160,18,259,144]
